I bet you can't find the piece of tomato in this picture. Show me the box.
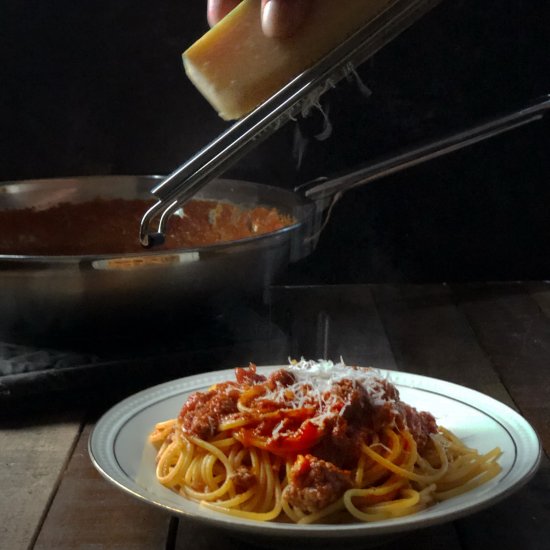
[265,420,321,456]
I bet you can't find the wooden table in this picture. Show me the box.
[2,283,549,549]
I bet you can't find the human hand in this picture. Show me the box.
[207,0,310,38]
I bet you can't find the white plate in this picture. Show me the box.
[89,367,541,545]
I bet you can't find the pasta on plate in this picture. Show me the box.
[149,360,502,524]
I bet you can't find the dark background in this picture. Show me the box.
[2,0,549,283]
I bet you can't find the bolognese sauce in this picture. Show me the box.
[0,198,292,255]
[176,363,437,513]
[150,359,502,523]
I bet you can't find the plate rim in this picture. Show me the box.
[89,366,542,539]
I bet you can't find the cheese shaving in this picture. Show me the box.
[260,359,399,428]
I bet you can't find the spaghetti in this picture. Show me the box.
[149,360,502,524]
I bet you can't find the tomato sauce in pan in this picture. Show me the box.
[0,198,293,255]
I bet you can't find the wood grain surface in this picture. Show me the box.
[0,412,83,549]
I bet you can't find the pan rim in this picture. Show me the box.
[0,175,312,262]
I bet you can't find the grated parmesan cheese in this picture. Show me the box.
[258,359,399,428]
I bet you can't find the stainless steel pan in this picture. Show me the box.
[0,176,315,342]
[0,96,547,343]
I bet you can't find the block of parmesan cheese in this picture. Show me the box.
[183,0,393,120]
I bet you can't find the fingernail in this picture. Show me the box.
[262,0,308,38]
[207,0,220,27]
[208,0,239,27]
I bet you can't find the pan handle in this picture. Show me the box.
[301,94,550,202]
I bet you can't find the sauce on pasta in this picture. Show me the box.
[150,360,502,523]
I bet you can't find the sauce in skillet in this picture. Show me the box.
[0,198,293,255]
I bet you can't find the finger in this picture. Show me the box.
[261,0,311,38]
[207,0,242,27]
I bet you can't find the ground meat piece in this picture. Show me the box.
[367,397,437,451]
[333,379,371,423]
[310,416,361,470]
[327,377,437,453]
[230,467,257,493]
[235,363,266,385]
[178,384,240,439]
[312,379,403,469]
[376,378,401,401]
[283,454,353,513]
[371,401,400,432]
[401,404,437,451]
[266,368,296,390]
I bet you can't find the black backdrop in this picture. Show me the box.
[2,0,549,282]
